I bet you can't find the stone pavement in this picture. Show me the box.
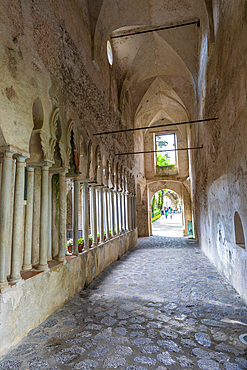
[152,214,183,237]
[1,236,247,369]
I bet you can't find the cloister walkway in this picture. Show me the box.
[1,237,247,369]
[152,213,183,237]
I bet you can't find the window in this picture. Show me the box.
[107,40,113,66]
[234,212,245,249]
[156,133,176,167]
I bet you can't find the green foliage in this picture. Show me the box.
[152,195,155,213]
[78,238,84,245]
[156,150,170,166]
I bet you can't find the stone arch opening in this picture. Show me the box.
[234,212,245,249]
[32,98,44,130]
[151,188,182,237]
[53,117,63,168]
[95,145,102,184]
[28,99,44,163]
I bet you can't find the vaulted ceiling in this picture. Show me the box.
[86,0,211,129]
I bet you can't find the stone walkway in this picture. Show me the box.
[1,237,247,369]
[152,214,183,237]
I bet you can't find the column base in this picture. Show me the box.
[0,281,9,292]
[36,264,49,271]
[22,264,32,271]
[73,251,79,256]
[8,275,22,284]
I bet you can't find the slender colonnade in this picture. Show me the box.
[0,149,136,290]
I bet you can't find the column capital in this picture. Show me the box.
[42,165,50,171]
[26,166,35,173]
[2,150,13,159]
[88,181,97,187]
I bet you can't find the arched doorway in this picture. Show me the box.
[151,189,183,237]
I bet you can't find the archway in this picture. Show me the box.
[151,189,183,237]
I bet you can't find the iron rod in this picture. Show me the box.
[111,20,200,39]
[115,146,203,156]
[93,118,218,136]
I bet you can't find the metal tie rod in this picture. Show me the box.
[115,146,203,156]
[111,20,200,39]
[93,118,218,136]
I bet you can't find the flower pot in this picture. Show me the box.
[78,243,84,252]
[68,245,73,253]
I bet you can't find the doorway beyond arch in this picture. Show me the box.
[147,180,192,237]
[151,189,183,237]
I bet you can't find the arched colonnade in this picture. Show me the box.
[0,98,136,290]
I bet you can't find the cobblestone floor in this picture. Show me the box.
[1,236,247,369]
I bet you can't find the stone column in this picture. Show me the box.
[125,192,129,231]
[122,192,126,231]
[119,191,123,233]
[23,167,34,270]
[82,182,89,250]
[131,195,135,230]
[37,165,49,271]
[73,179,79,255]
[98,186,104,243]
[115,190,119,235]
[9,156,26,283]
[58,171,67,261]
[32,168,41,265]
[90,184,97,247]
[110,189,115,236]
[103,187,109,240]
[0,151,13,288]
[134,196,137,228]
[47,172,53,261]
[128,194,132,231]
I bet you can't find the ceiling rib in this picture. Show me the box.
[111,20,200,39]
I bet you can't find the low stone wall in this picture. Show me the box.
[0,230,137,357]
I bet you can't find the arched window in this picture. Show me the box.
[234,212,245,249]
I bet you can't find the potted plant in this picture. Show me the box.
[89,234,93,247]
[97,233,100,243]
[66,239,73,254]
[78,238,84,252]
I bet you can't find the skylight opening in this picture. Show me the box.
[156,133,176,167]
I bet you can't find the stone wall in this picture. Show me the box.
[0,230,137,357]
[192,0,247,301]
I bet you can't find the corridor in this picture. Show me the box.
[1,237,247,369]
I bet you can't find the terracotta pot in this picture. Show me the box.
[78,243,84,252]
[68,245,73,253]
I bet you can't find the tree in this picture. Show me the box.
[156,150,170,166]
